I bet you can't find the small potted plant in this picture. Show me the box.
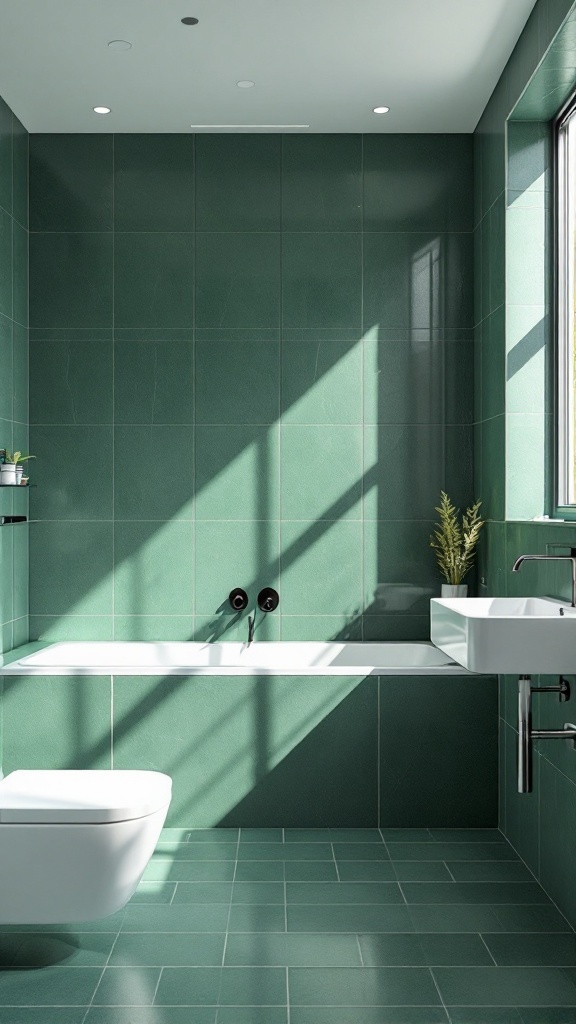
[0,451,35,487]
[430,491,483,597]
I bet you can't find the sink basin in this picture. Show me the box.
[430,596,576,674]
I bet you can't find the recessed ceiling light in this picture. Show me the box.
[237,80,255,89]
[108,39,132,51]
[373,106,390,114]
[93,106,111,115]
[181,16,199,24]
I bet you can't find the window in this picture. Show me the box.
[557,101,576,508]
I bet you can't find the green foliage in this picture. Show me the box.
[3,451,36,465]
[430,491,483,585]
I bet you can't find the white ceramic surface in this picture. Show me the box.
[0,769,171,923]
[1,640,467,676]
[431,596,576,673]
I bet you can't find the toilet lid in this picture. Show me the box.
[0,770,172,824]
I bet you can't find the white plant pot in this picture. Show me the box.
[0,464,17,486]
[15,466,23,485]
[441,584,468,598]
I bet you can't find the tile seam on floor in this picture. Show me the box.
[220,828,241,971]
[330,843,341,882]
[429,965,453,1024]
[479,932,499,965]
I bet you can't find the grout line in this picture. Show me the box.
[444,863,457,882]
[220,828,241,970]
[330,842,341,882]
[111,132,116,641]
[170,882,178,905]
[429,967,452,1024]
[191,129,196,632]
[479,932,498,966]
[283,859,288,933]
[360,131,365,642]
[152,966,163,1004]
[356,934,365,966]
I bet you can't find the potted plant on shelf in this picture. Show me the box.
[0,451,35,487]
[430,491,483,597]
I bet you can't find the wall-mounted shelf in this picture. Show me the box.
[0,484,35,488]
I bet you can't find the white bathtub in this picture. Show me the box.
[0,640,470,676]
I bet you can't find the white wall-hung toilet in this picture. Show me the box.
[0,769,172,924]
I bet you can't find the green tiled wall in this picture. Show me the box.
[475,0,576,926]
[1,671,496,827]
[28,132,475,642]
[0,93,29,658]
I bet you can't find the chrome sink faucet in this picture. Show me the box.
[512,554,576,608]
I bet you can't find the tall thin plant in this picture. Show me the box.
[430,491,483,585]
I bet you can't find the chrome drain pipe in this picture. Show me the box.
[518,675,576,793]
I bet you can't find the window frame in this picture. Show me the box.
[555,91,576,518]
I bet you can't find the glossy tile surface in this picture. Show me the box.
[0,828,572,1022]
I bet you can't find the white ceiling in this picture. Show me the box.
[0,0,538,133]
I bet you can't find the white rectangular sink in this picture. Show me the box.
[430,596,576,674]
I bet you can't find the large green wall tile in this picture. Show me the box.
[280,519,362,616]
[364,424,473,520]
[31,425,113,520]
[281,329,362,425]
[114,134,194,232]
[29,134,112,231]
[114,615,195,641]
[2,675,112,772]
[113,424,194,520]
[196,135,281,231]
[30,232,112,328]
[195,424,280,522]
[363,135,473,233]
[114,519,194,616]
[195,330,279,423]
[363,328,474,426]
[114,332,193,424]
[363,520,438,616]
[29,614,113,642]
[195,232,280,328]
[29,521,113,617]
[280,425,362,521]
[195,519,280,616]
[379,676,498,826]
[282,135,361,231]
[364,232,472,330]
[29,329,113,424]
[114,233,194,328]
[281,233,361,329]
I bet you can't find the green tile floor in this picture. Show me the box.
[1,828,576,1023]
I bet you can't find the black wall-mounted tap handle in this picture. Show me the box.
[229,588,249,611]
[258,588,279,613]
